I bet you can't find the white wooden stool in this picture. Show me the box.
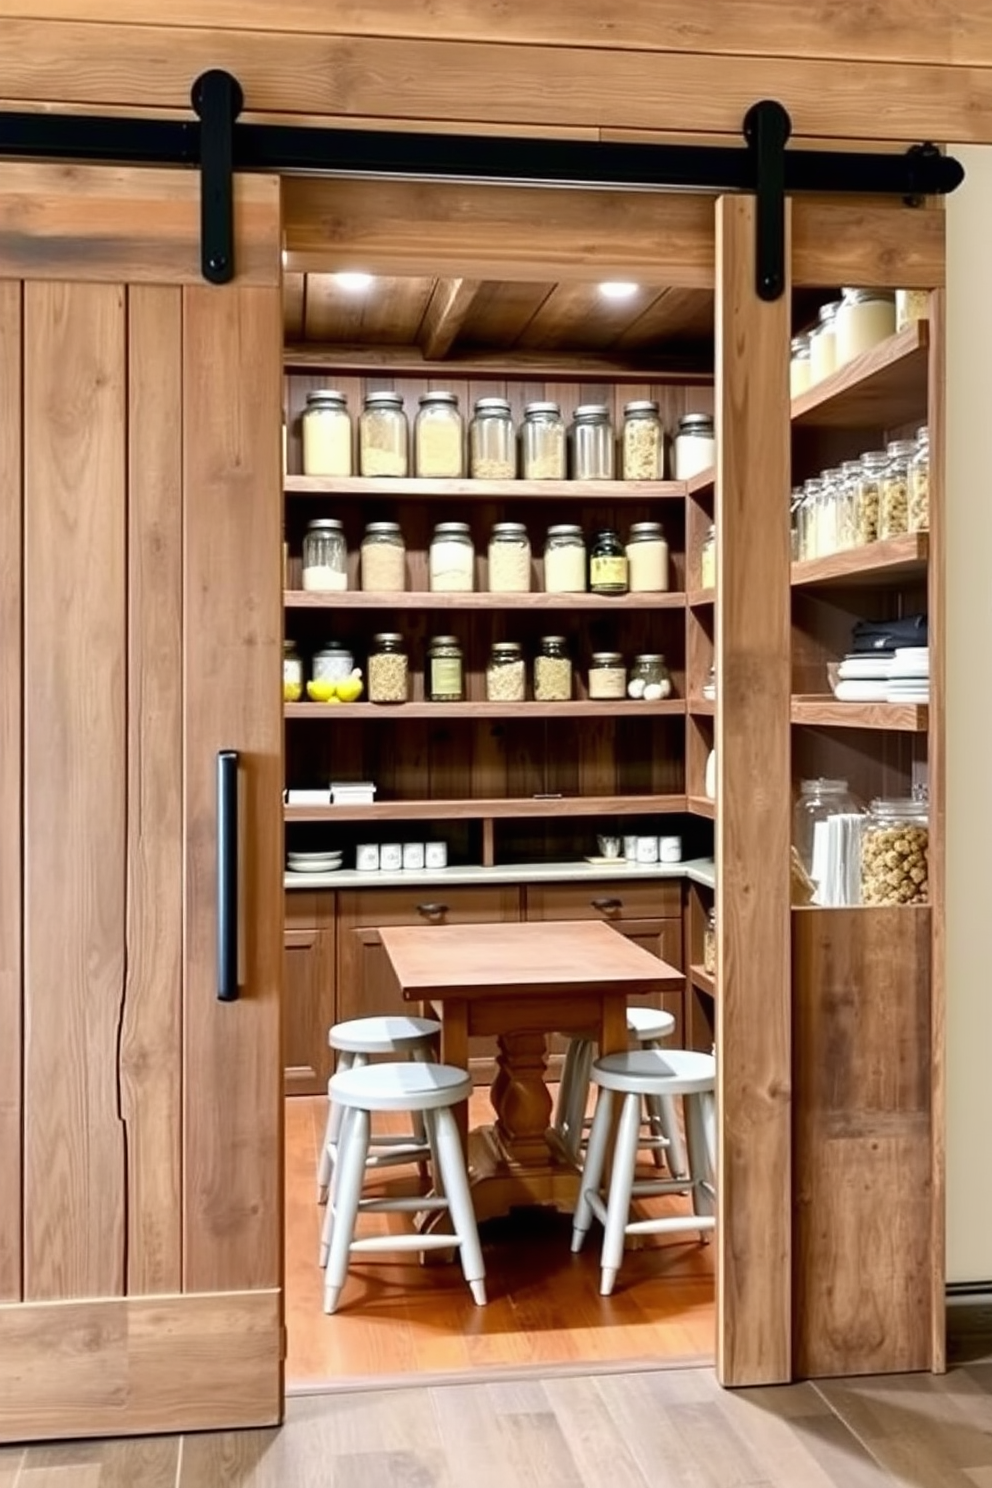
[571,1048,716,1297]
[317,1015,440,1204]
[553,1007,687,1178]
[321,1061,487,1315]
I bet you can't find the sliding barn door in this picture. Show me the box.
[0,165,284,1440]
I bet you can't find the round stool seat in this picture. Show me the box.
[328,1015,440,1056]
[330,1060,471,1113]
[626,1006,676,1042]
[593,1048,715,1097]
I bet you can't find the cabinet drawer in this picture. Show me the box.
[338,884,520,929]
[525,879,681,924]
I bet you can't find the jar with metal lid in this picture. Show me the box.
[909,425,929,532]
[790,487,804,562]
[790,334,812,399]
[856,451,888,546]
[589,527,628,594]
[700,523,716,589]
[793,778,865,884]
[301,389,353,477]
[543,524,586,593]
[588,651,626,700]
[360,521,405,592]
[313,641,355,684]
[283,639,303,703]
[801,478,824,559]
[703,908,717,976]
[809,301,840,385]
[626,521,669,593]
[860,796,929,906]
[415,391,464,478]
[429,521,475,592]
[896,288,929,332]
[469,396,515,480]
[533,636,572,702]
[879,438,915,539]
[486,641,526,702]
[522,402,566,480]
[302,518,348,592]
[367,633,408,705]
[628,653,672,701]
[487,521,531,594]
[621,400,664,480]
[835,288,897,366]
[817,468,843,558]
[570,404,615,481]
[359,391,408,477]
[427,635,464,702]
[834,460,862,553]
[673,412,715,482]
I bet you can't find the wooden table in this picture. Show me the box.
[378,919,682,1224]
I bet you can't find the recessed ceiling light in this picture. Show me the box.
[333,271,374,292]
[598,281,640,301]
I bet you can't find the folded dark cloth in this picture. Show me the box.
[850,614,927,654]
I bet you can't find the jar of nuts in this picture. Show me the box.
[878,438,915,540]
[855,450,889,547]
[860,796,929,906]
[486,641,526,702]
[909,425,929,532]
[534,635,572,701]
[368,633,409,705]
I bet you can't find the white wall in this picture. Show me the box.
[945,145,992,1283]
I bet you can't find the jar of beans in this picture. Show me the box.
[368,633,409,705]
[533,636,572,701]
[486,642,526,702]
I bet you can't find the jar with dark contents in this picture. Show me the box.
[589,528,628,595]
[427,635,464,702]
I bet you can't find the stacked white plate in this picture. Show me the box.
[885,646,929,703]
[287,850,344,875]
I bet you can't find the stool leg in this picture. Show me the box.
[653,1093,688,1180]
[559,1039,594,1161]
[553,1038,579,1142]
[411,1045,433,1184]
[684,1091,717,1242]
[323,1106,370,1315]
[599,1092,642,1297]
[571,1087,613,1252]
[317,1050,355,1203]
[319,1101,355,1268]
[433,1106,487,1306]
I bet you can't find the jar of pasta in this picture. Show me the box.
[789,335,812,399]
[534,636,572,702]
[486,642,526,703]
[879,439,915,539]
[621,401,664,480]
[360,521,405,592]
[835,288,896,365]
[302,390,353,477]
[488,522,531,593]
[909,425,929,532]
[429,522,474,592]
[415,392,464,478]
[427,635,464,702]
[860,796,929,906]
[570,405,615,480]
[856,451,888,547]
[544,524,586,593]
[360,392,408,477]
[522,402,566,480]
[368,633,408,705]
[588,652,626,700]
[469,397,515,480]
[626,521,669,593]
[302,518,348,592]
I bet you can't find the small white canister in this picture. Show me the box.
[356,843,379,873]
[659,835,682,863]
[402,842,425,871]
[425,841,448,869]
[636,835,660,864]
[623,835,638,860]
[380,842,403,872]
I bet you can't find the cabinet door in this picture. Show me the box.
[284,928,335,1097]
[612,918,686,1046]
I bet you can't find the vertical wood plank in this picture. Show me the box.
[123,286,183,1294]
[0,283,21,1302]
[23,282,128,1300]
[714,196,792,1384]
[183,284,284,1295]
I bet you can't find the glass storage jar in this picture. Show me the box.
[313,641,355,684]
[427,635,464,702]
[429,521,475,592]
[702,663,716,702]
[835,288,897,365]
[860,796,929,906]
[469,396,515,480]
[301,389,353,477]
[896,288,929,331]
[626,521,669,593]
[359,391,408,477]
[415,391,464,478]
[486,641,526,702]
[790,334,812,398]
[817,468,844,558]
[700,523,716,589]
[909,425,930,532]
[543,524,586,593]
[855,450,888,547]
[673,412,715,481]
[790,487,805,562]
[588,651,626,700]
[488,521,531,593]
[283,639,303,703]
[360,521,405,592]
[628,653,672,701]
[533,635,572,702]
[793,778,865,883]
[589,527,628,594]
[809,301,840,384]
[302,518,348,592]
[703,908,717,976]
[879,438,915,539]
[621,400,664,480]
[570,404,615,480]
[367,632,408,705]
[800,479,823,560]
[522,401,566,480]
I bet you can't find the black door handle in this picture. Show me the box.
[217,749,239,1001]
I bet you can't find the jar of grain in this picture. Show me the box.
[570,404,615,480]
[469,397,515,480]
[703,908,716,976]
[835,288,897,366]
[626,521,669,593]
[486,641,526,703]
[283,640,303,703]
[302,518,348,592]
[855,451,888,547]
[488,522,531,593]
[700,523,716,589]
[673,413,715,482]
[588,652,626,700]
[360,521,406,592]
[301,390,353,477]
[809,301,840,385]
[415,391,464,478]
[544,524,586,593]
[879,438,915,540]
[622,401,664,480]
[629,653,672,701]
[589,527,628,595]
[427,635,464,702]
[522,402,566,480]
[368,633,408,705]
[789,335,812,399]
[313,641,355,684]
[835,460,862,553]
[429,522,474,592]
[860,796,928,906]
[896,288,930,332]
[909,425,929,532]
[534,636,572,702]
[359,391,408,477]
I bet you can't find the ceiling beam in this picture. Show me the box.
[419,278,481,359]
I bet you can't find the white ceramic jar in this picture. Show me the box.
[835,288,897,366]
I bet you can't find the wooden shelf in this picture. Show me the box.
[689,964,716,997]
[790,321,929,431]
[689,697,715,716]
[791,696,929,732]
[285,589,687,611]
[686,468,715,496]
[687,587,715,607]
[687,796,716,819]
[791,533,928,589]
[285,793,688,823]
[284,475,686,502]
[285,700,687,721]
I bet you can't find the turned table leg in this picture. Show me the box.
[492,1031,554,1166]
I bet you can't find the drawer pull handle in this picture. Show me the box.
[591,897,622,912]
[417,902,449,919]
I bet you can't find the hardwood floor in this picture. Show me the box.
[285,1091,716,1386]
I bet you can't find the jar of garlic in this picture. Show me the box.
[360,392,408,477]
[909,425,929,532]
[469,397,515,480]
[488,522,531,593]
[415,391,464,478]
[860,797,928,906]
[621,401,664,480]
[302,390,353,476]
